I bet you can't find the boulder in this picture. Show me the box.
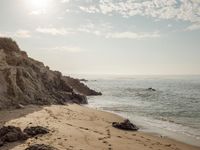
[112,119,139,131]
[63,76,102,96]
[23,126,49,137]
[25,144,57,150]
[0,126,28,147]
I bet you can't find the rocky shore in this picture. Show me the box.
[0,38,101,110]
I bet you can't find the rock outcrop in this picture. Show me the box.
[63,76,102,96]
[0,37,101,109]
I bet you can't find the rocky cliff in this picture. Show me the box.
[0,38,101,110]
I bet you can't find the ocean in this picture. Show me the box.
[81,75,200,147]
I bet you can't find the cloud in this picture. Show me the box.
[36,27,74,35]
[78,0,200,30]
[79,6,100,14]
[14,30,31,38]
[106,31,160,39]
[0,33,7,37]
[78,23,101,35]
[41,46,83,53]
[78,22,112,36]
[35,22,160,39]
[77,22,159,39]
[185,23,200,31]
[0,30,31,38]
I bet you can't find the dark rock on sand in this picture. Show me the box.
[112,119,139,131]
[0,37,101,109]
[23,126,49,137]
[25,144,57,150]
[0,126,28,147]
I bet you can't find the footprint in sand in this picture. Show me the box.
[93,130,104,135]
[106,129,111,138]
[79,127,89,130]
[117,135,122,138]
[102,140,113,150]
[132,134,136,136]
[66,123,73,127]
[165,144,172,147]
[98,137,104,140]
[103,141,108,144]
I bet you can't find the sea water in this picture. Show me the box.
[81,75,200,147]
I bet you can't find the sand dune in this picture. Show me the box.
[0,104,199,150]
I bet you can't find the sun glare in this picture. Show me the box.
[29,0,49,9]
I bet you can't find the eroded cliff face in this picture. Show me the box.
[0,38,101,109]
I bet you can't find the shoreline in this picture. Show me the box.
[0,104,199,150]
[86,104,200,148]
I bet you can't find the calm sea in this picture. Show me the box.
[81,75,200,147]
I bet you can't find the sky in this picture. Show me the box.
[0,0,200,75]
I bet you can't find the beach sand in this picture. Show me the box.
[0,104,199,150]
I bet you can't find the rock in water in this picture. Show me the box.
[25,144,57,150]
[79,78,88,82]
[23,126,49,137]
[112,119,139,131]
[0,38,101,109]
[0,126,28,147]
[147,87,156,91]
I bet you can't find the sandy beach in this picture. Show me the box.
[0,104,199,150]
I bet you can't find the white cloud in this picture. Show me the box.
[36,27,74,35]
[41,46,83,53]
[76,21,159,39]
[14,30,31,38]
[185,23,200,31]
[0,30,31,38]
[78,22,112,36]
[106,31,160,39]
[35,22,160,39]
[79,6,100,13]
[79,0,200,30]
[0,33,7,37]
